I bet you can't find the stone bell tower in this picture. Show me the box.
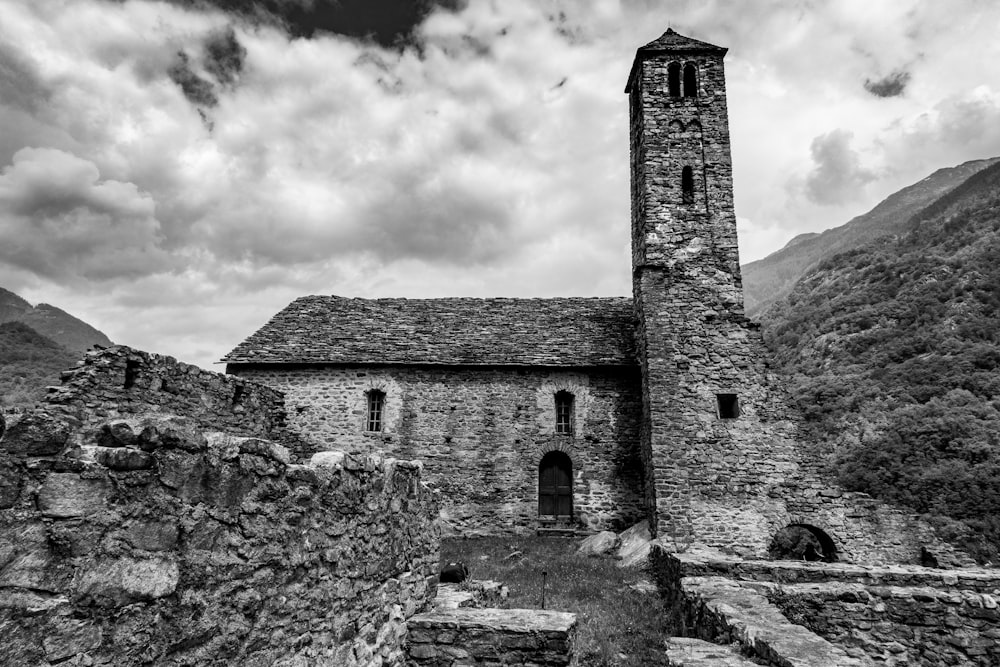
[627,29,792,550]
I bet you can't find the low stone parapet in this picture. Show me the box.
[406,608,576,666]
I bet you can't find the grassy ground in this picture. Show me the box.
[441,536,672,666]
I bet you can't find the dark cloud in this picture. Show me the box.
[204,26,246,86]
[864,69,911,97]
[168,51,218,108]
[151,0,465,47]
[803,129,876,205]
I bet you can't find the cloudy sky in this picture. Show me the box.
[2,0,1000,370]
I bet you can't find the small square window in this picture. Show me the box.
[717,394,739,419]
[366,390,385,432]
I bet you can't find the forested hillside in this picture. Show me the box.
[743,157,999,317]
[760,161,1000,562]
[0,322,79,408]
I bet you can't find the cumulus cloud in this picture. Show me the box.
[864,70,910,97]
[0,147,171,280]
[801,130,876,206]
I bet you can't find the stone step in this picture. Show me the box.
[664,638,761,666]
[535,527,579,537]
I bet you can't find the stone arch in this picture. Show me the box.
[667,61,682,96]
[768,523,838,562]
[667,119,685,135]
[683,62,698,97]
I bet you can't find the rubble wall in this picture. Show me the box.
[46,346,293,448]
[0,410,439,666]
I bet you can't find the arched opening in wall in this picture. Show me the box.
[538,451,573,520]
[683,62,697,97]
[681,166,695,204]
[667,61,681,97]
[768,524,838,562]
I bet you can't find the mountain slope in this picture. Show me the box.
[0,321,80,408]
[0,287,112,353]
[760,160,1000,561]
[743,157,1000,317]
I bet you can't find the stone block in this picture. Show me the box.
[73,557,179,606]
[37,472,110,518]
[2,410,70,456]
[93,446,154,470]
[42,618,102,662]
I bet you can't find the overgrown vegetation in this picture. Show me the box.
[442,536,670,666]
[760,161,1000,563]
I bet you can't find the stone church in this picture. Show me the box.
[225,30,957,564]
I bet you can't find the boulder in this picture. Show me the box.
[577,530,618,556]
[617,520,653,568]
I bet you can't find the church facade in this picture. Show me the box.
[225,30,961,564]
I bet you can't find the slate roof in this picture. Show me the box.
[625,28,728,93]
[223,296,638,367]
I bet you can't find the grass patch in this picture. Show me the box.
[442,536,671,666]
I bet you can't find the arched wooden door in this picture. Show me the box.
[538,452,572,518]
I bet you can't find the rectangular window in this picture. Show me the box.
[717,393,739,419]
[366,390,385,432]
[555,391,574,435]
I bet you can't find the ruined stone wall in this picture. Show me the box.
[773,582,1000,665]
[406,608,577,667]
[652,545,1000,666]
[46,346,294,449]
[0,409,439,666]
[230,364,645,534]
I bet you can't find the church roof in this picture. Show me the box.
[223,296,637,367]
[625,28,727,93]
[638,28,727,55]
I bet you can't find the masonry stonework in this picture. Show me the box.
[231,364,644,534]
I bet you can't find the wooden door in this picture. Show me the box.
[538,452,572,518]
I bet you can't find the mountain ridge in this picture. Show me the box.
[0,287,112,353]
[743,156,1000,317]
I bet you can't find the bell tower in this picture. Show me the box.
[627,29,770,546]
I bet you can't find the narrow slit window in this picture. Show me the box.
[124,360,140,389]
[681,166,695,204]
[667,61,681,97]
[717,394,740,419]
[366,390,385,432]
[232,385,244,405]
[683,63,697,97]
[555,391,574,435]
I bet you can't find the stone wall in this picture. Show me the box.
[0,408,439,666]
[772,581,1000,665]
[46,346,297,452]
[229,364,645,534]
[406,608,576,667]
[652,544,1000,666]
